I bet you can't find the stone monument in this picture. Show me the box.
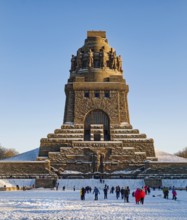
[37,31,157,174]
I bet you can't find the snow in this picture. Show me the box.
[0,185,187,219]
[162,179,187,188]
[61,170,83,174]
[0,148,186,219]
[155,149,187,162]
[1,178,187,190]
[1,148,39,161]
[0,179,35,188]
[57,179,145,190]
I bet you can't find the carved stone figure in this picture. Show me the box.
[77,50,83,69]
[99,154,104,173]
[71,55,77,71]
[117,55,122,72]
[92,153,98,173]
[109,48,117,69]
[113,51,118,70]
[87,48,94,68]
[99,47,106,68]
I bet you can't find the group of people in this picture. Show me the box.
[111,185,130,202]
[80,184,181,205]
[65,182,179,204]
[80,186,93,200]
[80,184,132,203]
[80,186,100,200]
[162,186,177,200]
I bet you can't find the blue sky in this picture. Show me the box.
[0,0,187,154]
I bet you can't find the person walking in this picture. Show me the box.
[93,187,100,200]
[172,189,177,200]
[115,186,120,199]
[124,186,130,203]
[80,187,85,200]
[135,188,141,204]
[121,187,125,199]
[103,185,108,199]
[163,187,169,199]
[139,189,146,204]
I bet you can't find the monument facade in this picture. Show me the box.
[37,31,157,174]
[1,31,187,187]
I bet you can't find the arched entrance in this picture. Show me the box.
[84,109,110,141]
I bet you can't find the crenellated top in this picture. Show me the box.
[69,31,123,82]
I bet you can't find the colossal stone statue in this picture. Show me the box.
[99,47,106,68]
[117,55,123,72]
[87,48,94,68]
[77,50,83,69]
[71,55,76,71]
[109,48,117,69]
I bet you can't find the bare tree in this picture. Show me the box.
[0,144,19,159]
[175,147,187,159]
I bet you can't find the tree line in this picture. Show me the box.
[174,147,187,159]
[0,145,19,160]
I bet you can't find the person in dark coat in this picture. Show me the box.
[121,187,125,199]
[124,186,130,203]
[163,187,169,199]
[93,187,100,200]
[103,185,108,199]
[110,186,114,194]
[80,187,85,200]
[115,186,120,199]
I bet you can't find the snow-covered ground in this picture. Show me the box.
[0,148,187,219]
[0,187,187,220]
[0,179,35,188]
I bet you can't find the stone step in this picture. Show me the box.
[110,124,132,129]
[48,138,84,141]
[54,129,84,134]
[48,134,84,138]
[61,124,84,129]
[110,129,139,134]
[111,134,146,139]
[61,129,84,133]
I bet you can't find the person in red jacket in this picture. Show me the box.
[139,189,146,204]
[135,188,141,204]
[135,188,146,204]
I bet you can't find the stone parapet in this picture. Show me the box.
[71,141,123,148]
[0,161,50,176]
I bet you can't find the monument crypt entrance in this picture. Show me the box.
[84,109,110,141]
